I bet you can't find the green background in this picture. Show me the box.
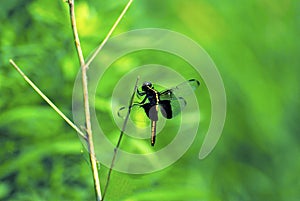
[1,0,299,200]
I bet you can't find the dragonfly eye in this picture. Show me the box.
[142,81,152,91]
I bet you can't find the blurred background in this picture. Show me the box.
[1,0,299,200]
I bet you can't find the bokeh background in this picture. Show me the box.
[1,0,299,200]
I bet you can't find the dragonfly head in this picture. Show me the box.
[142,81,153,91]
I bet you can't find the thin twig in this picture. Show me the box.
[9,59,86,140]
[67,0,101,200]
[102,76,140,201]
[85,0,134,67]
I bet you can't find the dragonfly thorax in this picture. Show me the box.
[141,81,160,105]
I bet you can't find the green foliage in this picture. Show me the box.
[1,0,299,201]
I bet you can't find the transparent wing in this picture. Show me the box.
[117,103,150,126]
[159,79,200,100]
[117,103,141,119]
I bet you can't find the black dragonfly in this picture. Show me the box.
[118,79,200,146]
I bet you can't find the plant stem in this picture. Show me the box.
[67,0,102,200]
[102,76,140,201]
[9,59,86,140]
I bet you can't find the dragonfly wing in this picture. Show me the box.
[117,103,141,119]
[159,97,187,119]
[159,79,200,100]
[184,78,200,91]
[158,100,172,119]
[141,103,158,121]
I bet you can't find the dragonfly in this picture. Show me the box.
[118,79,200,146]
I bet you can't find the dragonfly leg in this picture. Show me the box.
[137,88,146,96]
[139,95,148,104]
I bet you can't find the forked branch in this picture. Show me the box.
[67,0,134,200]
[10,0,134,200]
